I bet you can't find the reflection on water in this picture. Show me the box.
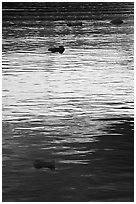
[2,2,134,202]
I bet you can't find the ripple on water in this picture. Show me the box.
[2,2,134,202]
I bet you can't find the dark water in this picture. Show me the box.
[2,2,134,202]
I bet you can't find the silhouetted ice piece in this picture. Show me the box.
[67,21,82,27]
[48,46,65,54]
[110,18,123,25]
[33,159,55,170]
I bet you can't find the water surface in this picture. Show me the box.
[2,2,134,202]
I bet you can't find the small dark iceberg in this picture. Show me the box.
[48,46,65,54]
[67,21,82,27]
[33,159,55,171]
[110,18,123,25]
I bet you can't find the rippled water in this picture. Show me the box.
[2,2,134,202]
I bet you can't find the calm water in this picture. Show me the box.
[2,2,134,202]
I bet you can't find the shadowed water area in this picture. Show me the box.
[2,2,134,202]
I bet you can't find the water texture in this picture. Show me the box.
[2,2,134,202]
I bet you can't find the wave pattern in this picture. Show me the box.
[2,2,134,202]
